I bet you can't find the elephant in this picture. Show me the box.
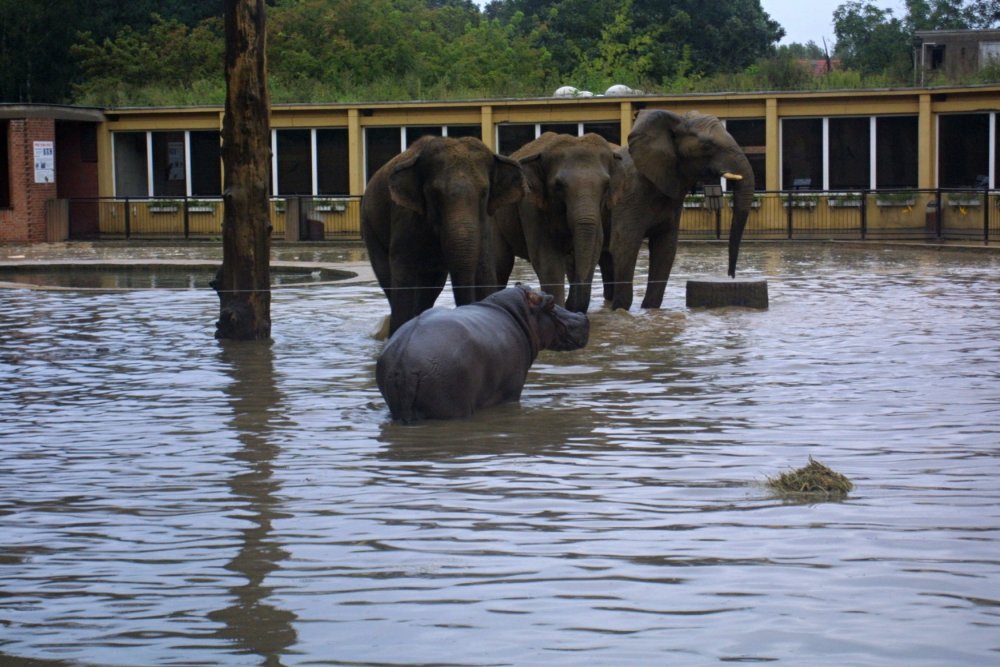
[609,109,756,310]
[493,132,627,313]
[361,135,526,336]
[376,285,590,423]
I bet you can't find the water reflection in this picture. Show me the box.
[209,341,297,662]
[1,243,999,665]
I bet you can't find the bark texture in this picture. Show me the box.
[686,279,769,310]
[215,0,272,340]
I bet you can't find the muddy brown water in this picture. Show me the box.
[1,242,998,665]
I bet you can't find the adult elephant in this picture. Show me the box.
[361,135,526,336]
[493,132,626,313]
[609,110,755,310]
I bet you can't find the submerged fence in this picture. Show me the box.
[62,190,1000,244]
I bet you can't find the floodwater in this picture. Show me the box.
[1,242,999,666]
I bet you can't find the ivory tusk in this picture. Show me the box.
[722,172,743,180]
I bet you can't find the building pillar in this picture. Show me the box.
[480,105,494,151]
[918,93,935,189]
[765,98,780,190]
[348,108,364,195]
[620,102,634,144]
[0,117,57,243]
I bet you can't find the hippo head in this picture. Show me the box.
[522,286,589,352]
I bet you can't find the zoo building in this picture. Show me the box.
[3,83,1000,245]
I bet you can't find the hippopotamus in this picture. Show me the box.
[376,285,590,423]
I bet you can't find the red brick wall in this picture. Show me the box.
[0,117,57,243]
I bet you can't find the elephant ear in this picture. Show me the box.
[606,151,628,210]
[628,109,684,197]
[488,154,527,215]
[388,153,424,215]
[517,152,549,209]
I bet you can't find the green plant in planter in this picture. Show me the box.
[785,193,818,208]
[827,191,863,207]
[148,199,182,213]
[875,190,917,208]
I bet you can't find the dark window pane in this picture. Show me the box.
[727,119,766,191]
[782,118,822,190]
[80,124,98,163]
[876,116,918,188]
[366,127,403,183]
[939,113,989,188]
[114,132,149,197]
[151,131,186,197]
[0,120,9,208]
[583,122,621,145]
[317,128,349,195]
[497,125,536,155]
[540,123,578,136]
[406,126,443,147]
[189,131,221,196]
[277,129,312,195]
[446,125,481,140]
[829,117,870,190]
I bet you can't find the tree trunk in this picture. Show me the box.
[214,0,272,340]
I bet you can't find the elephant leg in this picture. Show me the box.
[642,225,680,309]
[389,269,446,335]
[534,259,566,306]
[598,249,614,303]
[610,236,642,311]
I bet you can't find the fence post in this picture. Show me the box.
[935,190,943,240]
[984,186,990,246]
[860,189,868,240]
[785,191,794,239]
[183,196,191,240]
[124,197,131,239]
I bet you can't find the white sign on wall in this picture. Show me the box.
[34,141,55,184]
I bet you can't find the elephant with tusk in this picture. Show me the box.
[609,110,756,310]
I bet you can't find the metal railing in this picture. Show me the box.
[65,195,363,241]
[63,189,999,244]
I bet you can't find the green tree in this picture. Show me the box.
[833,1,910,75]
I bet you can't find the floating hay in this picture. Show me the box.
[767,457,853,500]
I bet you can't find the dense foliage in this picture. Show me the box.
[1,0,998,106]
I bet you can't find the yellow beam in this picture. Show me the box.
[766,97,779,191]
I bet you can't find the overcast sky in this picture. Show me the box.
[762,0,909,46]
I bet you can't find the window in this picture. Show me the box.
[1,120,9,208]
[276,129,312,195]
[366,127,403,182]
[151,131,186,197]
[113,132,149,197]
[446,125,481,140]
[497,125,537,156]
[828,117,870,190]
[939,113,989,188]
[405,126,442,147]
[583,122,621,145]
[317,129,349,195]
[189,131,221,196]
[725,119,766,191]
[540,123,579,135]
[876,116,918,188]
[782,118,823,190]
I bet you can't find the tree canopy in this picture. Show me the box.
[1,0,999,106]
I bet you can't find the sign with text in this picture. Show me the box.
[34,141,55,184]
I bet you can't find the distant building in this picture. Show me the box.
[914,29,1000,84]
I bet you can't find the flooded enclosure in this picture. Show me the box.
[1,242,999,665]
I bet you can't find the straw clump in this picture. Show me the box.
[767,457,853,500]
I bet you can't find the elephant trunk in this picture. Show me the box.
[565,211,603,313]
[441,215,482,306]
[724,160,755,278]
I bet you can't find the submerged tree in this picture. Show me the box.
[214,0,272,341]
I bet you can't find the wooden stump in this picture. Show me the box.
[686,278,768,309]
